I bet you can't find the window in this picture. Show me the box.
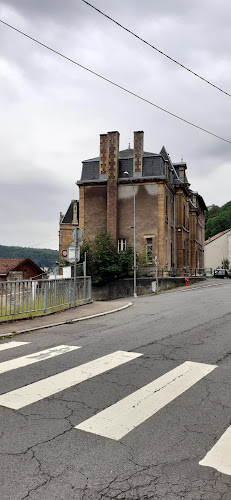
[118,238,126,252]
[146,238,153,263]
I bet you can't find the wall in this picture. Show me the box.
[118,183,158,258]
[92,276,205,301]
[83,185,107,240]
[204,231,231,270]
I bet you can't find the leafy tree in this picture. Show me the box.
[205,201,231,240]
[0,245,58,269]
[221,259,230,270]
[81,230,133,285]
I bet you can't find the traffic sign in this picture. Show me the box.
[66,246,80,263]
[132,265,138,270]
[61,249,67,258]
[72,228,83,242]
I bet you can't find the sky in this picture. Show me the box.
[1,0,231,250]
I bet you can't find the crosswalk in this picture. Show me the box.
[0,339,230,476]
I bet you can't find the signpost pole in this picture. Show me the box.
[83,251,87,301]
[73,231,78,308]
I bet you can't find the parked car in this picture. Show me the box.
[213,268,231,279]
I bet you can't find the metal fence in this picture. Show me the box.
[0,277,92,318]
[156,268,207,278]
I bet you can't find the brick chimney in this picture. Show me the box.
[133,131,144,176]
[179,164,187,182]
[72,200,78,224]
[100,133,108,176]
[106,131,119,244]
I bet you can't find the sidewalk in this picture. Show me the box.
[0,300,132,338]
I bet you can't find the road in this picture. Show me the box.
[1,280,231,499]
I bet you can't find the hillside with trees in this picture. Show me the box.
[0,245,58,269]
[205,201,231,240]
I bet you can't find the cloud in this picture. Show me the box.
[0,0,231,249]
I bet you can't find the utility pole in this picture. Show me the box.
[124,171,137,298]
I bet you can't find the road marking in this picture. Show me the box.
[0,345,81,375]
[0,350,142,409]
[0,341,30,352]
[199,426,231,475]
[76,361,216,440]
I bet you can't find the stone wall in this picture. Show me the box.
[92,276,205,301]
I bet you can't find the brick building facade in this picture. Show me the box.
[60,131,206,271]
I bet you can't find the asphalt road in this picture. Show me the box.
[1,279,231,499]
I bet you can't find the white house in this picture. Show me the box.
[204,229,231,271]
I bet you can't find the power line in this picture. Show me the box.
[82,0,231,99]
[0,18,231,144]
[26,238,59,248]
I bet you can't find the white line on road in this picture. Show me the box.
[0,350,142,409]
[0,345,81,375]
[76,361,217,440]
[199,426,231,475]
[0,341,30,352]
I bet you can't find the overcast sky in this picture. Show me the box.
[1,0,231,250]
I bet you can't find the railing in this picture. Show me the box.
[0,277,92,318]
[156,268,207,278]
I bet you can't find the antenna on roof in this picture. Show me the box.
[128,138,131,149]
[181,154,184,163]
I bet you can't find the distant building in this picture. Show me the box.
[204,229,231,270]
[59,200,79,261]
[60,131,206,271]
[0,258,44,282]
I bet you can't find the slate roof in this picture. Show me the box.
[83,149,157,163]
[61,201,79,224]
[80,148,168,182]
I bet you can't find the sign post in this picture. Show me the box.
[71,228,83,308]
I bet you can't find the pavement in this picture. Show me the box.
[0,299,132,338]
[1,279,231,499]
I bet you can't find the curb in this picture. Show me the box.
[0,302,133,339]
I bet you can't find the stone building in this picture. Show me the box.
[60,131,206,271]
[59,200,79,260]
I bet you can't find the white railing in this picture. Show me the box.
[0,277,92,318]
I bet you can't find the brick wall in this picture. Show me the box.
[106,131,119,243]
[133,131,143,174]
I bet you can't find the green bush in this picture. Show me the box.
[81,230,133,285]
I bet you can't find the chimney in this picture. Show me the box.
[72,200,78,224]
[100,133,108,177]
[133,131,144,175]
[179,164,186,182]
[106,131,120,243]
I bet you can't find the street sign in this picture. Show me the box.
[67,246,80,262]
[69,240,83,247]
[72,228,83,242]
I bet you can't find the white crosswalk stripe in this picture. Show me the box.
[75,361,217,440]
[1,341,229,474]
[0,350,142,409]
[199,426,231,475]
[0,341,30,352]
[0,345,81,374]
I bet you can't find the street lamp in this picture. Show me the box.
[124,171,137,298]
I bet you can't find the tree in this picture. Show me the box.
[221,259,230,270]
[81,230,133,285]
